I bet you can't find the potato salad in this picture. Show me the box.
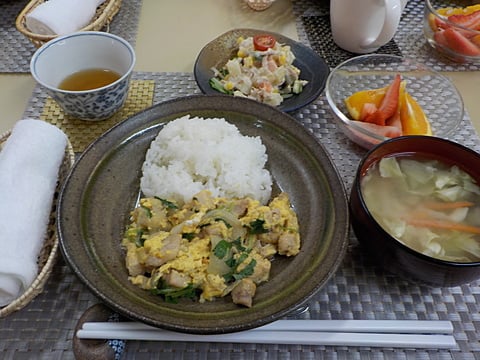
[209,35,308,107]
[122,190,301,307]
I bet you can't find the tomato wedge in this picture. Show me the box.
[253,35,276,51]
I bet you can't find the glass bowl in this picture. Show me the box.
[325,54,464,149]
[423,0,480,64]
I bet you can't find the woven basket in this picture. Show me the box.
[0,131,75,317]
[15,0,122,48]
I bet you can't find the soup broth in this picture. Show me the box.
[361,155,480,263]
[58,68,121,91]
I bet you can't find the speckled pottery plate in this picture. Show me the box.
[194,28,330,112]
[58,95,349,334]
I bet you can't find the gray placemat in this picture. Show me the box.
[1,71,479,359]
[293,0,480,71]
[0,0,143,73]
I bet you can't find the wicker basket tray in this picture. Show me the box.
[15,0,122,48]
[0,131,75,317]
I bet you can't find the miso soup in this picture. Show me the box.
[361,155,480,263]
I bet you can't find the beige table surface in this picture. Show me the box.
[0,0,478,136]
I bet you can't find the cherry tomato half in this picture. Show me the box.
[253,35,276,51]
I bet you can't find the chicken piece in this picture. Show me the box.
[147,197,170,231]
[231,278,256,308]
[278,232,300,256]
[257,242,277,258]
[249,253,271,283]
[270,207,283,224]
[259,231,280,245]
[131,197,171,231]
[164,269,189,289]
[201,221,229,238]
[144,233,182,268]
[230,198,251,217]
[131,203,152,229]
[124,242,144,276]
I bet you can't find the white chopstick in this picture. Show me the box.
[77,320,457,349]
[81,319,454,334]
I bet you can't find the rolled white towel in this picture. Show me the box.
[0,120,67,307]
[25,0,106,36]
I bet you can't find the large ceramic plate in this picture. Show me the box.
[194,29,330,112]
[58,95,349,334]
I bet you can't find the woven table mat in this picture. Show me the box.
[1,71,479,359]
[0,0,143,74]
[293,0,480,71]
[40,79,155,153]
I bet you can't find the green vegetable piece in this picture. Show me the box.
[248,219,269,234]
[231,237,246,252]
[140,205,152,218]
[154,196,178,210]
[235,252,250,266]
[225,257,236,269]
[223,255,257,283]
[151,281,198,304]
[134,229,145,247]
[292,80,303,94]
[233,259,257,281]
[182,233,195,241]
[213,239,232,259]
[209,77,233,95]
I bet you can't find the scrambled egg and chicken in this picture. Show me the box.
[122,190,300,307]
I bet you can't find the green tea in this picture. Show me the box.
[58,68,121,91]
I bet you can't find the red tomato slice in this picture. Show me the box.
[253,35,276,51]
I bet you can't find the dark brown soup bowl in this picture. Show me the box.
[350,135,480,287]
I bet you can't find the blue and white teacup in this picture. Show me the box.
[30,31,135,121]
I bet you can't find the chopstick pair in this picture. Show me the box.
[77,320,457,349]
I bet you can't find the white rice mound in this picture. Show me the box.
[140,115,273,205]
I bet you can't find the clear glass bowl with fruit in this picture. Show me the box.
[424,0,480,63]
[325,54,464,149]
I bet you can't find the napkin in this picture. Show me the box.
[25,0,106,36]
[0,119,67,307]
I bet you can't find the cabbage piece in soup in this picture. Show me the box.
[361,156,480,263]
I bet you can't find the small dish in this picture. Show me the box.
[57,95,350,334]
[194,29,329,112]
[325,54,464,149]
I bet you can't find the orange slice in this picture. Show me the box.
[345,80,432,136]
[436,4,480,17]
[344,86,387,120]
[399,90,432,136]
